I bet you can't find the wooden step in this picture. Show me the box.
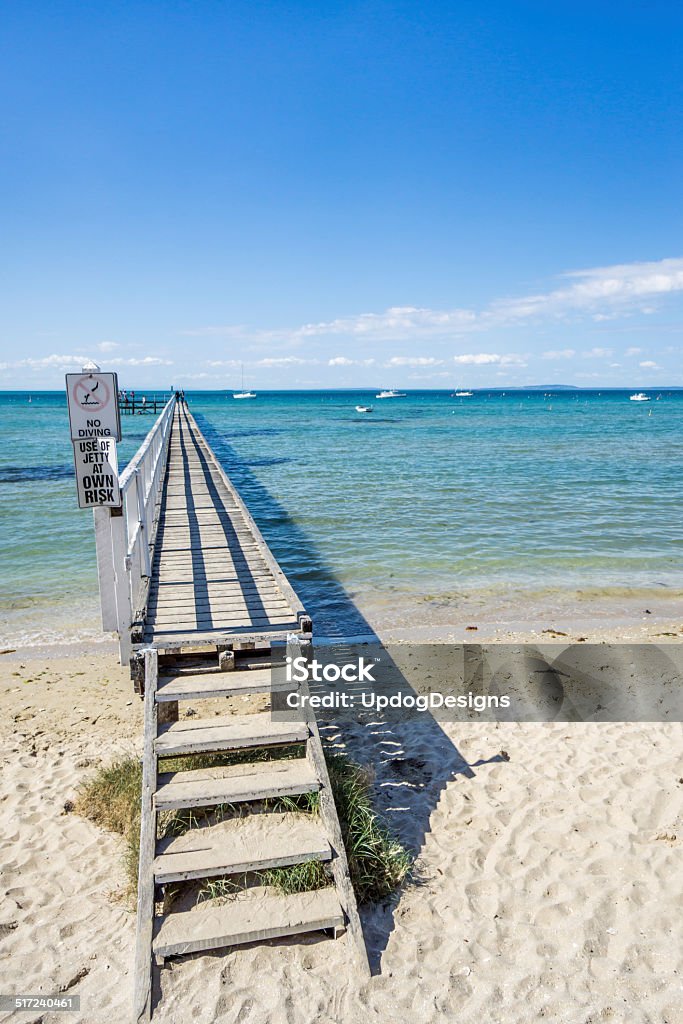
[155,757,319,811]
[156,668,290,702]
[153,886,344,959]
[154,811,331,883]
[155,712,308,756]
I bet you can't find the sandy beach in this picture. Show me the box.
[1,630,681,1024]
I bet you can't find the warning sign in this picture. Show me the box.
[66,371,121,441]
[72,437,122,509]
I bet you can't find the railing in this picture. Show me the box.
[93,394,176,663]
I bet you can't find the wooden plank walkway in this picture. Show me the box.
[131,404,369,1022]
[143,403,307,645]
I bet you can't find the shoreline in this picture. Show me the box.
[2,581,679,651]
[3,611,682,664]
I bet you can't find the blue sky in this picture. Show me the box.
[1,1,682,389]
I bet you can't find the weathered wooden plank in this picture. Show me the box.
[153,886,343,959]
[156,667,291,701]
[149,606,291,622]
[155,757,319,810]
[149,591,287,607]
[150,591,284,606]
[153,812,330,883]
[154,711,309,756]
[147,614,296,629]
[138,628,290,650]
[133,648,158,1023]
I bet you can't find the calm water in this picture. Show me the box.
[1,389,682,644]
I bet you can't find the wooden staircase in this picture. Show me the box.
[133,636,369,1022]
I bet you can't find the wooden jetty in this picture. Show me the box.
[91,396,369,1022]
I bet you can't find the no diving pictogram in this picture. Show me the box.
[72,374,111,413]
[65,371,121,441]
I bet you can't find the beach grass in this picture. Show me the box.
[73,757,143,895]
[75,747,410,904]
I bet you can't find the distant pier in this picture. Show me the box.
[117,392,170,415]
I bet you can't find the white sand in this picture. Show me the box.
[1,647,681,1024]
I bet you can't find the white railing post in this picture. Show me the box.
[111,508,133,664]
[93,507,118,631]
[135,467,152,579]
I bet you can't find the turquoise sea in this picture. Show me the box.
[1,389,682,645]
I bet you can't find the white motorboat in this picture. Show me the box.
[355,405,373,413]
[375,389,406,398]
[629,392,650,402]
[453,390,473,397]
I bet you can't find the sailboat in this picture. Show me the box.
[233,365,256,399]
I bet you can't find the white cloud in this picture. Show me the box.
[639,360,660,369]
[97,341,119,352]
[542,348,576,360]
[452,353,525,365]
[0,353,173,371]
[492,257,683,322]
[626,346,642,356]
[295,306,477,341]
[582,347,613,359]
[109,356,173,366]
[177,257,683,353]
[329,356,354,366]
[23,353,85,368]
[256,356,318,367]
[387,356,442,366]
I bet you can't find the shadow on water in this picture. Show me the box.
[194,412,494,971]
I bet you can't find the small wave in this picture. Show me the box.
[246,457,291,467]
[221,427,285,439]
[0,465,73,483]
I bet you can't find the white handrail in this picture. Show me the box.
[93,394,177,663]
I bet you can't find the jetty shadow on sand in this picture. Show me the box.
[194,414,497,972]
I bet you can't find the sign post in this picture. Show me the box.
[65,362,124,636]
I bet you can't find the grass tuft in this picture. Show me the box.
[76,745,410,906]
[73,757,142,897]
[326,752,412,903]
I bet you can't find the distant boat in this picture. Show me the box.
[375,389,406,399]
[453,390,473,397]
[629,392,650,402]
[233,365,256,399]
[355,405,373,413]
